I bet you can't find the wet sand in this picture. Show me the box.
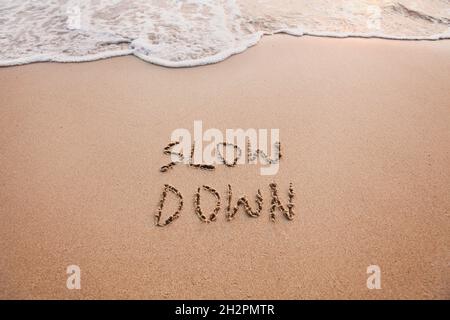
[0,36,449,299]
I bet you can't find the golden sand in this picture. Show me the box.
[0,36,449,299]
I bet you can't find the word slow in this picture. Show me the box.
[159,140,281,175]
[155,182,295,227]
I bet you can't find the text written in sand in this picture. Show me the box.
[155,139,295,227]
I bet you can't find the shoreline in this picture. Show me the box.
[2,33,450,68]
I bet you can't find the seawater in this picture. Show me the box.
[1,0,449,67]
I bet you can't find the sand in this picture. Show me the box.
[0,36,449,299]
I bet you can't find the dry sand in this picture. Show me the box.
[0,36,449,299]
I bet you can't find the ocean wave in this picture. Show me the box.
[1,0,449,68]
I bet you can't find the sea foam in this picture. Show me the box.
[1,0,449,67]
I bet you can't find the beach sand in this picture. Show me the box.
[0,36,449,299]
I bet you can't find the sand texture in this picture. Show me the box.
[0,36,449,299]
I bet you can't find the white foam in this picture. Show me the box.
[131,32,264,68]
[1,0,449,68]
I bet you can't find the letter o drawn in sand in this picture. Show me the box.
[194,185,221,223]
[216,142,242,167]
